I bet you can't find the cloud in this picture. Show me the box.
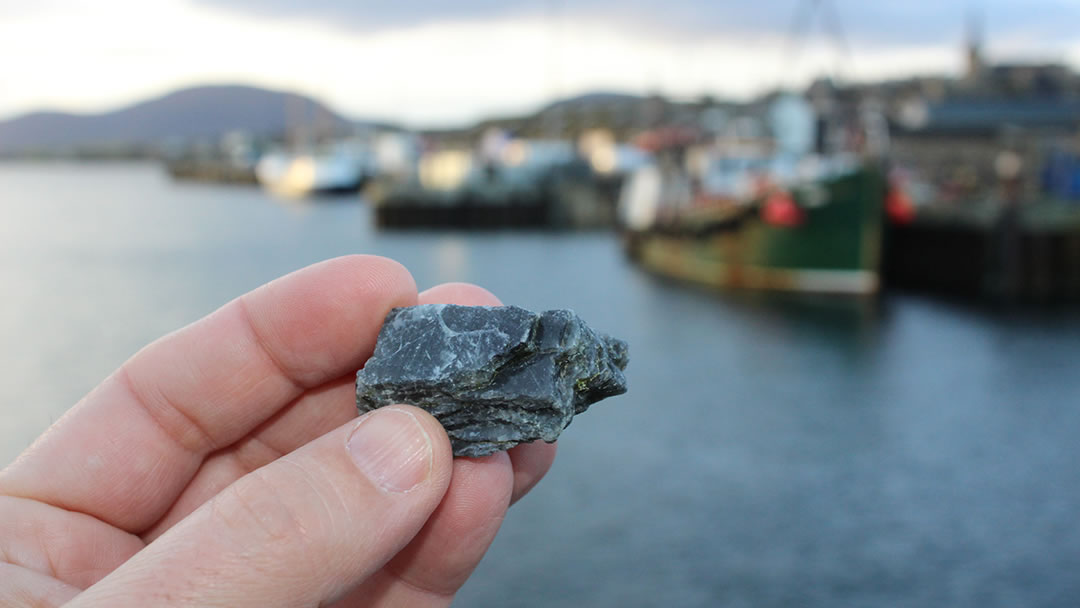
[191,0,1080,48]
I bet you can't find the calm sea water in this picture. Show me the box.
[2,162,1080,607]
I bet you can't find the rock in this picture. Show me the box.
[356,304,628,457]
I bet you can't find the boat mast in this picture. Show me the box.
[781,0,851,89]
[545,0,565,138]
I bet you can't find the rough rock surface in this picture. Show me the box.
[356,304,628,457]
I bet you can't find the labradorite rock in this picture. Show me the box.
[355,304,628,457]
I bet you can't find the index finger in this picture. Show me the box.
[0,255,417,532]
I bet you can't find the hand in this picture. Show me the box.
[0,255,556,607]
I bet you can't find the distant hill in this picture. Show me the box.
[538,91,647,113]
[0,85,354,154]
[426,91,728,143]
[0,85,732,155]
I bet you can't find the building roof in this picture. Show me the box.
[903,99,1080,136]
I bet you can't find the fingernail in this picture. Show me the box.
[347,407,432,493]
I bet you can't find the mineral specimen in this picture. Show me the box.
[356,304,628,457]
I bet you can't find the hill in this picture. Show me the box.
[423,91,727,144]
[0,85,353,155]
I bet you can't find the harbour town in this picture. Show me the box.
[10,20,1075,303]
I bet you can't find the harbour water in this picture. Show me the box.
[2,162,1080,606]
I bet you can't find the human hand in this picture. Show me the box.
[0,255,556,606]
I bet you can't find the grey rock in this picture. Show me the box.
[356,304,628,457]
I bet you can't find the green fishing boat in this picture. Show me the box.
[623,166,887,294]
[619,94,890,296]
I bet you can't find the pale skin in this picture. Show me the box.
[0,255,557,606]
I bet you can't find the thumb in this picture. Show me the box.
[69,406,454,608]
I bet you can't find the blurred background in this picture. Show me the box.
[2,1,1080,606]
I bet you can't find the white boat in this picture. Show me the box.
[255,139,372,196]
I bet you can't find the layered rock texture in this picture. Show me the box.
[356,304,628,457]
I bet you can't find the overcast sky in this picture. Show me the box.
[0,0,1077,127]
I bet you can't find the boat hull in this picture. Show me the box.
[256,153,367,197]
[625,167,887,295]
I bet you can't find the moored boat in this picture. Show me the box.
[255,139,373,197]
[619,95,889,295]
[624,166,887,294]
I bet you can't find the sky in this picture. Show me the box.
[0,0,1077,127]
